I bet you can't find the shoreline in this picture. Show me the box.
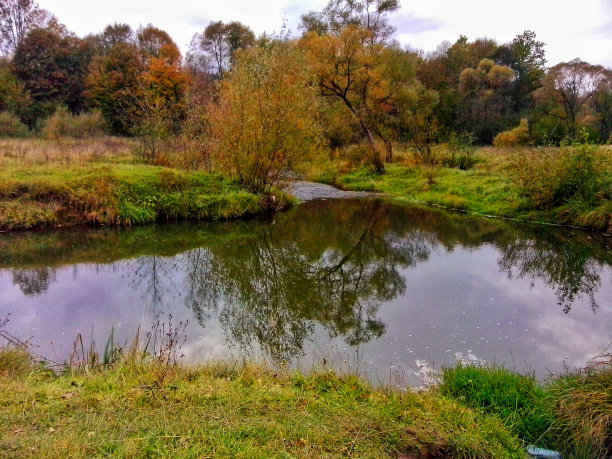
[1,347,609,458]
[0,163,295,233]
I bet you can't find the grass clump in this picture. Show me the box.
[440,356,612,457]
[439,365,556,448]
[0,347,33,379]
[0,353,523,458]
[546,354,612,458]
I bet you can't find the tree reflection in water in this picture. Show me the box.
[184,200,433,361]
[1,199,609,362]
[11,267,57,297]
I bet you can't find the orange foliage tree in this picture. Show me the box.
[300,26,393,173]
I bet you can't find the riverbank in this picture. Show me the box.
[1,348,610,458]
[0,348,522,458]
[0,163,292,231]
[306,145,611,232]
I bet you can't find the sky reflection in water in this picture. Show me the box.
[0,199,610,386]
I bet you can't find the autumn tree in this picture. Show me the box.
[301,27,394,173]
[0,0,52,56]
[396,81,440,164]
[135,28,189,161]
[417,36,502,137]
[11,28,91,123]
[536,59,605,139]
[87,25,187,141]
[300,0,400,44]
[458,58,515,143]
[0,58,30,117]
[207,42,323,192]
[93,23,134,52]
[188,21,255,78]
[589,70,612,142]
[86,42,144,134]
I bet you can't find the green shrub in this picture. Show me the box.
[0,111,30,137]
[439,365,556,447]
[509,142,607,210]
[493,118,530,148]
[442,132,477,170]
[40,106,108,139]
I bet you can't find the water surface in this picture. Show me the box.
[1,199,610,386]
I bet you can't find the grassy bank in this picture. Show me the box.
[0,138,297,231]
[440,358,612,459]
[0,349,523,458]
[306,145,611,232]
[1,348,610,458]
[0,163,274,231]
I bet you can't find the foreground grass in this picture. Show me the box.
[307,145,611,232]
[440,358,612,459]
[0,350,523,458]
[0,163,283,231]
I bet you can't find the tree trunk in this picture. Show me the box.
[341,97,385,174]
[370,124,393,163]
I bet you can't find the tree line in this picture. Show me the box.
[1,0,611,186]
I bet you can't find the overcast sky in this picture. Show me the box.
[37,0,612,67]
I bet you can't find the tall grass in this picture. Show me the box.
[39,107,109,139]
[0,137,136,167]
[439,355,612,457]
[546,353,612,458]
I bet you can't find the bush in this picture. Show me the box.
[493,118,530,148]
[40,107,108,139]
[208,43,323,192]
[440,364,556,447]
[529,116,566,146]
[442,132,477,170]
[0,111,30,138]
[509,142,607,210]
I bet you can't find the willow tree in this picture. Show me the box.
[300,27,391,173]
[207,42,323,193]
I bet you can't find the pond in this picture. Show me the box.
[1,198,610,387]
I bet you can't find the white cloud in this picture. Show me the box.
[35,0,612,66]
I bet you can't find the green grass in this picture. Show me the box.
[439,359,612,458]
[308,145,611,231]
[439,365,556,448]
[0,350,523,458]
[330,163,516,216]
[1,349,610,457]
[0,163,277,230]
